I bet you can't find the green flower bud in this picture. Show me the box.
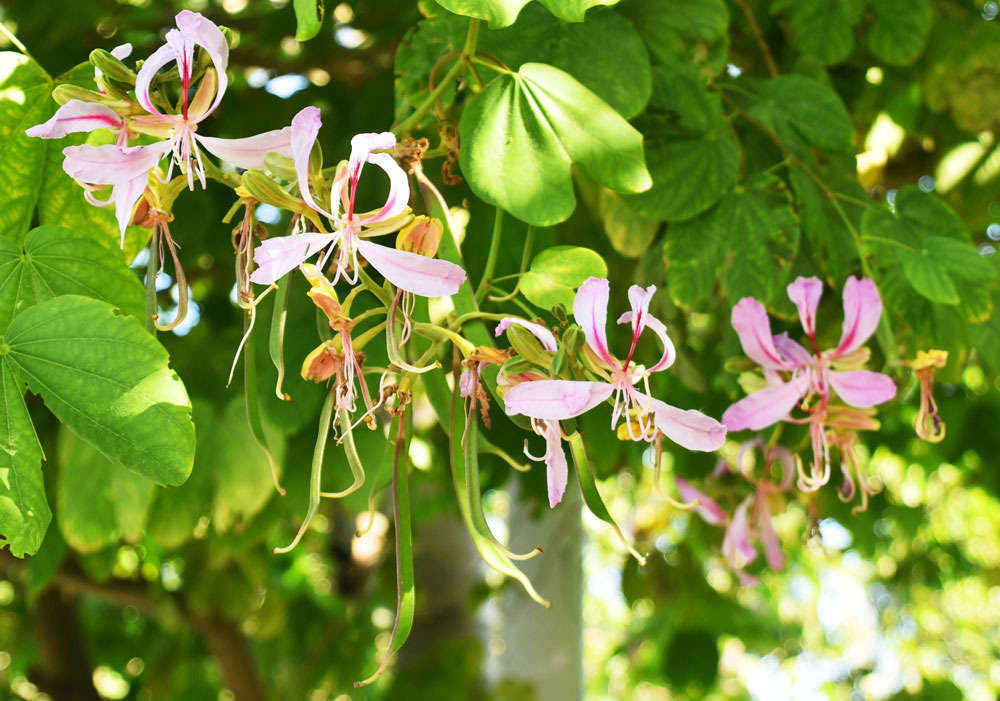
[89,48,137,86]
[263,152,298,181]
[51,84,129,111]
[241,169,311,215]
[506,324,553,368]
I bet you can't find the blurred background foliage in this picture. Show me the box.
[1,0,999,699]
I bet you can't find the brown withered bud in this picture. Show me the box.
[301,341,341,383]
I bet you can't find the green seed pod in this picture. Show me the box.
[241,169,311,215]
[90,48,137,86]
[723,356,758,374]
[263,152,298,181]
[506,324,553,368]
[501,358,536,377]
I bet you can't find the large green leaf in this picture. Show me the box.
[867,0,933,66]
[771,0,864,65]
[0,53,53,246]
[520,245,607,309]
[0,225,145,334]
[3,295,194,485]
[459,63,651,226]
[0,357,47,557]
[665,175,799,306]
[293,0,325,41]
[56,426,154,554]
[903,253,959,305]
[599,188,659,258]
[764,76,855,153]
[436,0,619,28]
[617,0,729,70]
[787,165,863,283]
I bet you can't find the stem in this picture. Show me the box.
[394,58,465,136]
[731,0,778,77]
[475,207,504,303]
[489,225,534,302]
[860,235,915,252]
[450,311,510,331]
[356,264,393,307]
[145,239,159,334]
[462,18,481,58]
[0,23,42,69]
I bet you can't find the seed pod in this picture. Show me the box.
[506,323,553,368]
[241,169,311,215]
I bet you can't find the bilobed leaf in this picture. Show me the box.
[0,53,53,246]
[771,0,864,65]
[868,0,933,66]
[56,426,154,553]
[788,166,862,282]
[765,76,855,153]
[626,117,740,222]
[903,253,959,305]
[647,63,724,132]
[617,0,729,69]
[0,225,146,334]
[4,295,195,486]
[664,219,724,307]
[923,236,997,284]
[520,245,608,309]
[458,63,651,226]
[293,0,325,41]
[436,0,619,28]
[0,357,48,557]
[599,188,660,258]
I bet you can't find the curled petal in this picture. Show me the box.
[772,332,811,366]
[174,10,229,116]
[540,421,568,508]
[356,239,465,297]
[731,297,794,371]
[134,43,177,116]
[626,284,656,332]
[722,374,808,432]
[573,277,615,366]
[196,127,293,170]
[722,500,757,569]
[358,152,410,225]
[26,100,122,139]
[618,311,675,372]
[62,141,172,185]
[836,276,882,356]
[348,131,397,184]
[495,318,558,351]
[112,175,148,244]
[827,369,896,408]
[675,478,728,526]
[249,232,335,285]
[647,396,726,452]
[503,380,614,421]
[290,106,335,218]
[786,276,823,339]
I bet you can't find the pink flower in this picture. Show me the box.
[502,278,726,452]
[249,107,466,297]
[722,276,897,432]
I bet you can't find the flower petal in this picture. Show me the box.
[721,374,808,431]
[26,100,123,139]
[503,380,614,421]
[675,478,728,526]
[495,318,558,351]
[249,232,335,285]
[731,297,794,371]
[647,396,726,451]
[827,370,896,408]
[196,127,293,170]
[836,276,882,356]
[772,332,811,365]
[355,239,466,297]
[542,421,568,508]
[357,152,410,225]
[786,276,823,339]
[722,500,757,569]
[290,106,336,219]
[174,10,230,116]
[618,311,675,372]
[573,277,615,366]
[112,175,148,245]
[62,141,171,185]
[134,42,177,116]
[755,496,784,570]
[110,43,133,60]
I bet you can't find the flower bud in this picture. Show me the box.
[396,216,443,258]
[562,324,585,356]
[301,340,341,382]
[506,323,553,367]
[549,345,570,377]
[263,152,298,181]
[89,48,137,86]
[51,84,130,111]
[241,169,311,216]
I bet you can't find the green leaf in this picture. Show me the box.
[617,0,729,69]
[647,63,724,132]
[0,53,53,246]
[4,295,195,485]
[56,426,154,553]
[771,0,864,65]
[764,76,855,153]
[626,117,740,222]
[923,236,997,284]
[435,0,619,28]
[903,253,959,305]
[520,245,608,309]
[788,166,862,282]
[210,398,281,534]
[599,188,660,258]
[293,0,325,41]
[458,63,651,226]
[0,357,48,557]
[867,0,933,66]
[0,225,146,334]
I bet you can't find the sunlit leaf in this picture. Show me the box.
[520,245,607,309]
